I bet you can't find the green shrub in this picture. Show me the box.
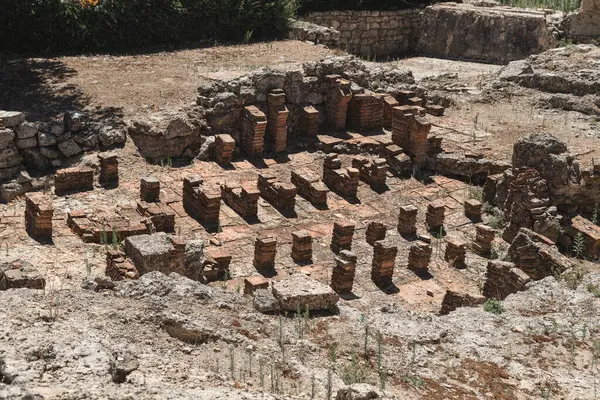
[483,298,504,315]
[0,0,297,55]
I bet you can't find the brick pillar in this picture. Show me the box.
[464,199,482,221]
[241,105,266,156]
[426,201,445,233]
[347,93,384,132]
[330,250,357,294]
[325,75,352,130]
[98,153,119,188]
[444,235,466,268]
[291,230,312,264]
[409,116,431,166]
[300,105,319,138]
[407,240,432,273]
[382,95,399,130]
[214,134,235,165]
[140,177,160,203]
[254,236,277,270]
[330,221,355,253]
[366,222,386,246]
[398,205,418,238]
[105,249,139,281]
[25,193,53,240]
[266,89,288,152]
[473,224,495,257]
[391,106,414,149]
[371,239,397,287]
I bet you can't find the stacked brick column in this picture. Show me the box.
[325,75,352,130]
[244,276,269,295]
[352,157,388,189]
[214,134,235,165]
[266,89,288,152]
[366,221,387,246]
[25,193,53,240]
[98,153,119,188]
[483,260,531,300]
[426,201,445,233]
[398,205,418,238]
[55,167,94,195]
[382,95,399,130]
[371,239,398,287]
[204,248,232,281]
[391,106,415,149]
[330,250,357,294]
[330,221,355,253]
[300,105,320,138]
[473,224,495,257]
[407,240,432,273]
[291,170,329,206]
[241,105,267,156]
[254,236,277,270]
[136,202,176,232]
[444,235,466,268]
[221,181,260,218]
[291,230,313,264]
[183,176,222,225]
[140,177,160,203]
[322,154,359,198]
[347,93,384,132]
[105,249,139,281]
[257,173,297,214]
[408,116,431,166]
[464,199,482,221]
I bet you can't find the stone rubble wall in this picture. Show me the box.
[564,0,600,41]
[302,10,420,58]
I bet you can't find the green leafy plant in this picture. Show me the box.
[573,232,585,259]
[484,298,504,315]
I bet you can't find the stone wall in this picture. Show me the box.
[302,10,420,58]
[564,0,600,41]
[418,4,556,63]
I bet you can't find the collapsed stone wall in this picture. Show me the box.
[302,10,420,58]
[0,110,126,201]
[127,57,416,161]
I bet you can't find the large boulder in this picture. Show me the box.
[127,113,202,161]
[0,260,45,290]
[0,111,25,127]
[512,133,579,192]
[271,273,339,312]
[419,3,555,63]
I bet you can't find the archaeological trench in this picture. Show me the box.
[1,1,600,399]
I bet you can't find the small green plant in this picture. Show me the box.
[100,223,108,247]
[85,258,92,275]
[244,30,253,44]
[311,374,316,399]
[363,324,369,360]
[468,184,484,201]
[111,225,120,250]
[402,375,426,388]
[592,203,599,225]
[588,284,600,298]
[488,209,507,230]
[563,263,586,290]
[259,358,264,387]
[573,232,585,259]
[229,347,235,380]
[484,298,504,315]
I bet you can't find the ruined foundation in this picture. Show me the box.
[347,93,384,132]
[352,156,388,189]
[325,75,352,130]
[483,260,532,300]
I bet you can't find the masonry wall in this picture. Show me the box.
[302,10,420,58]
